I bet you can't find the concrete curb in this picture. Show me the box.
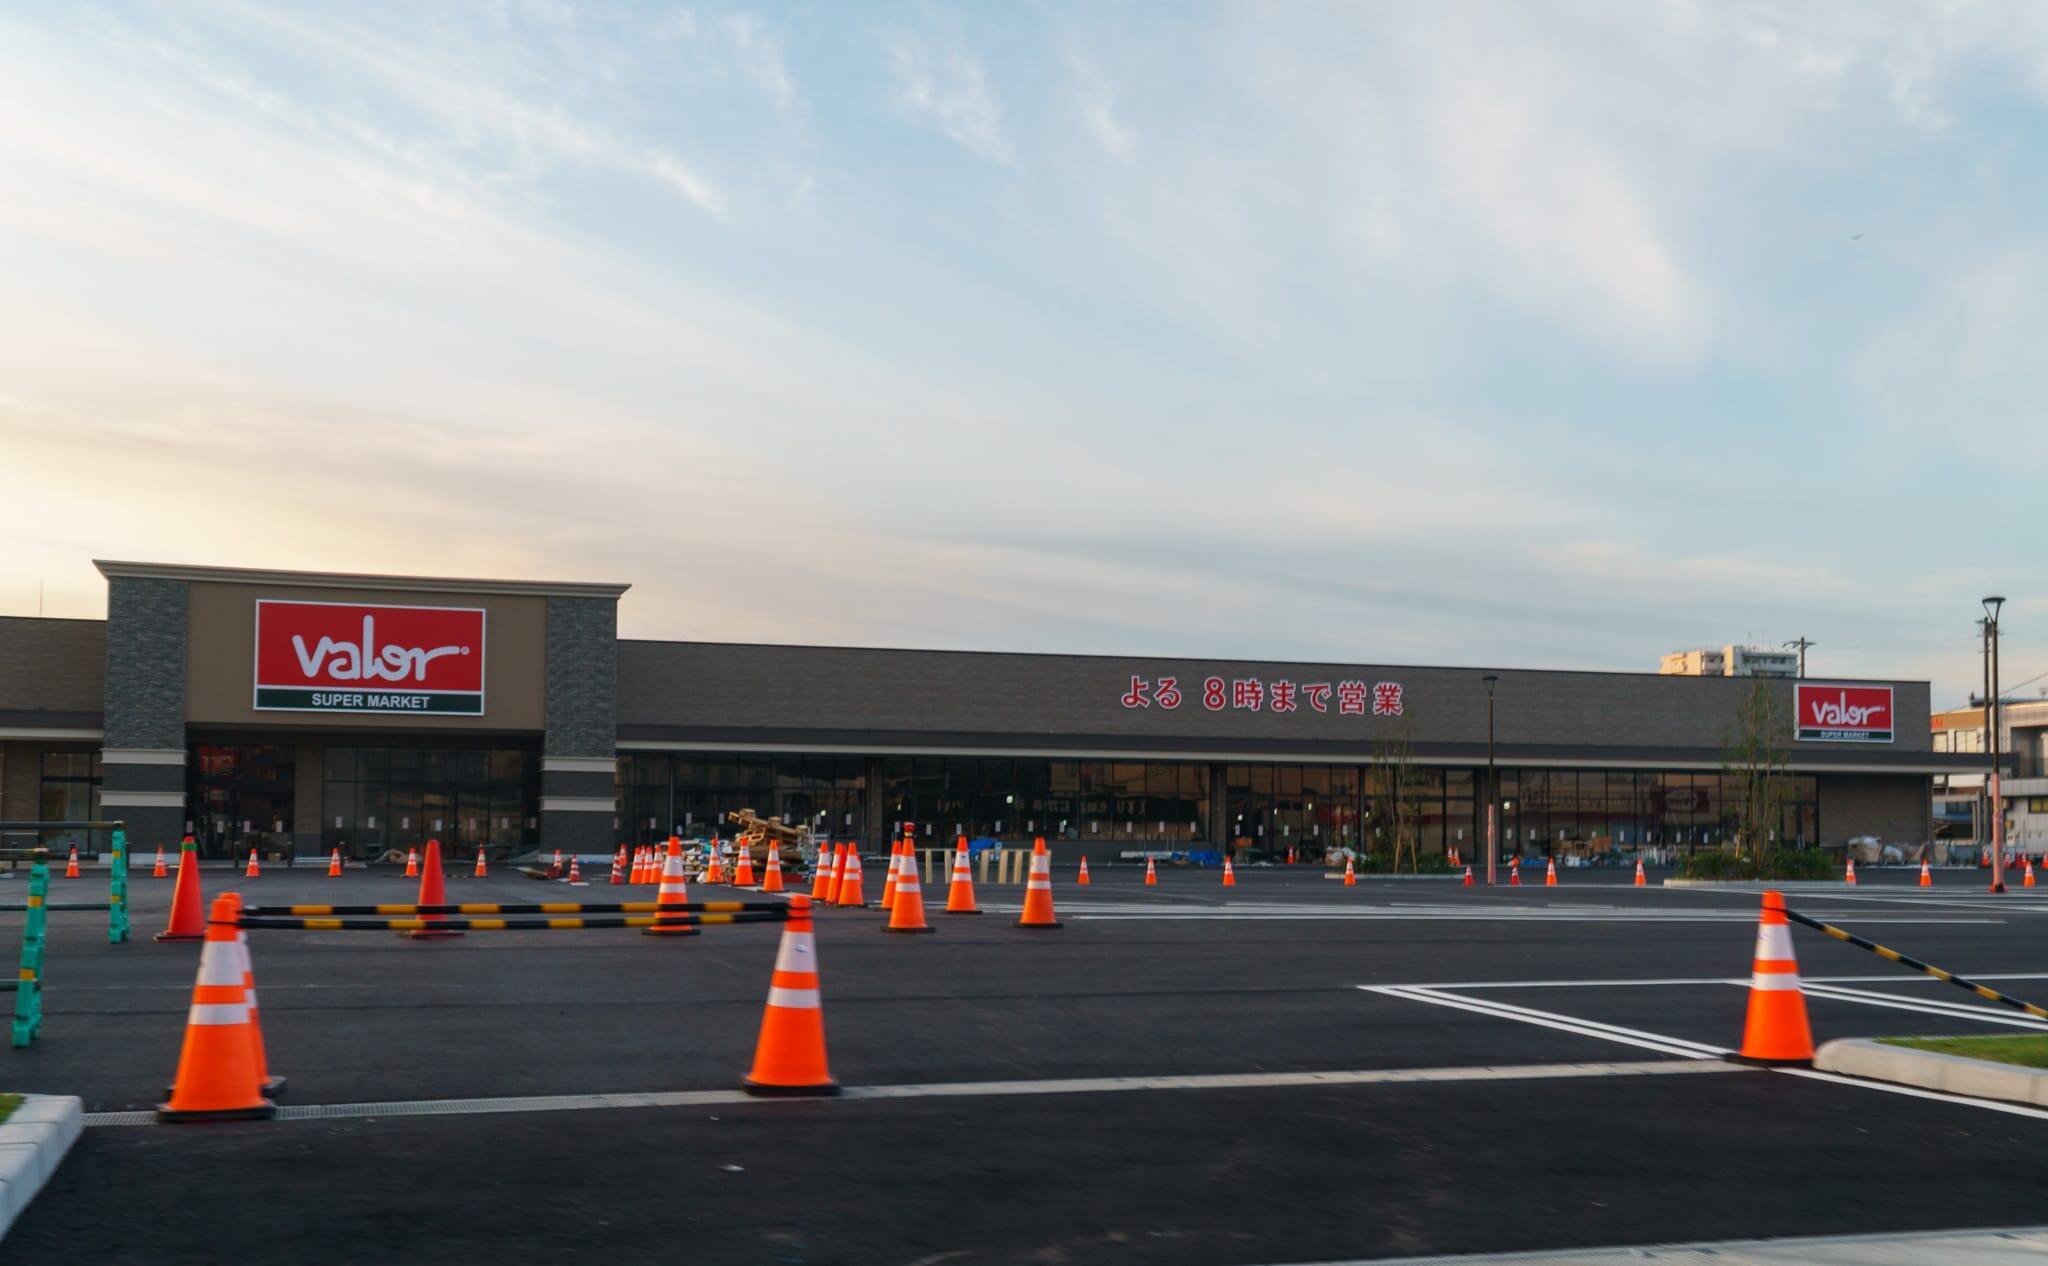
[1663,879,1859,889]
[1814,1038,2048,1106]
[0,1094,83,1240]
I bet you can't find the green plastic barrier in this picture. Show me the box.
[11,859,48,1048]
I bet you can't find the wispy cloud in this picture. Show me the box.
[883,26,1014,165]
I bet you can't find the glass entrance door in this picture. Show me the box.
[189,745,296,859]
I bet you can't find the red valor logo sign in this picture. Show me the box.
[1793,683,1892,744]
[254,600,485,715]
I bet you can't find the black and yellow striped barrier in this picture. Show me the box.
[236,900,782,918]
[1783,906,2048,1022]
[229,910,791,932]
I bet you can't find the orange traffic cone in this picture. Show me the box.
[2026,858,2037,889]
[156,836,205,942]
[244,848,260,879]
[157,894,275,1122]
[1633,857,1646,887]
[742,895,836,1096]
[474,846,488,879]
[327,849,343,878]
[566,854,583,884]
[64,846,80,878]
[552,849,564,876]
[1016,837,1060,929]
[1144,857,1158,886]
[402,839,463,941]
[1222,857,1236,887]
[230,901,286,1096]
[1735,890,1815,1065]
[879,839,901,912]
[152,847,168,878]
[704,842,724,885]
[633,846,651,885]
[1918,859,1932,888]
[1462,866,1475,887]
[734,845,756,888]
[944,841,980,914]
[883,844,935,933]
[404,847,419,879]
[1288,847,1297,865]
[825,842,850,904]
[810,843,836,900]
[1844,856,1857,885]
[610,847,626,886]
[1509,859,1521,886]
[1544,858,1558,887]
[644,839,699,938]
[762,847,785,894]
[1343,856,1356,886]
[1077,857,1091,885]
[835,848,866,907]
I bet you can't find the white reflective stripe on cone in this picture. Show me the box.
[188,1002,249,1026]
[1754,924,1795,959]
[1750,971,1803,991]
[773,933,817,974]
[196,943,242,987]
[766,986,821,1009]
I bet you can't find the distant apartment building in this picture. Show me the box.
[1658,645,1800,679]
[1931,698,2048,853]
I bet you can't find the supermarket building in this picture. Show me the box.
[0,561,1971,862]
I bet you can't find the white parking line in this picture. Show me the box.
[1791,982,2048,1031]
[1365,985,1723,1059]
[79,1058,1743,1128]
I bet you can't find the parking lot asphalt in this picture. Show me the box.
[5,861,2047,1263]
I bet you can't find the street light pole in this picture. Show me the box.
[1483,674,1499,887]
[1985,596,2007,894]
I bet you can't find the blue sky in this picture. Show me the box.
[2,2,2044,705]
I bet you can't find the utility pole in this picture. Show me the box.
[1783,636,1814,678]
[1483,674,1499,887]
[1984,597,2007,894]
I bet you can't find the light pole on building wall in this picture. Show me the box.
[1984,596,2007,893]
[1483,673,1499,887]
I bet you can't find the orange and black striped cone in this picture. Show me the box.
[327,849,342,877]
[1919,859,1932,888]
[404,848,419,879]
[834,849,866,907]
[244,848,261,879]
[156,836,206,942]
[402,839,463,940]
[474,846,488,879]
[1844,856,1857,885]
[761,848,785,894]
[742,895,836,1096]
[1734,890,1815,1066]
[644,840,699,938]
[1544,858,1558,887]
[1077,857,1091,885]
[1016,837,1061,929]
[734,845,756,888]
[1633,858,1646,887]
[879,840,901,913]
[65,846,80,879]
[156,894,276,1121]
[883,844,935,933]
[944,841,980,914]
[152,847,168,878]
[1144,857,1157,886]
